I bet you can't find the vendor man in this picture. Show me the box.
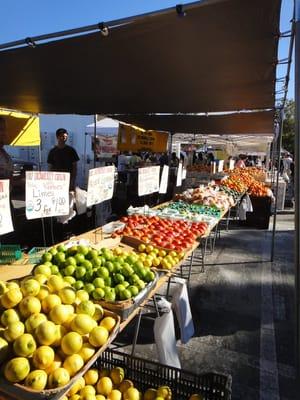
[47,128,80,190]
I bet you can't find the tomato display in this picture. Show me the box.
[117,215,208,251]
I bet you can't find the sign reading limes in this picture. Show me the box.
[118,123,168,152]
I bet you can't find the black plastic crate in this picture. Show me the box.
[96,349,231,400]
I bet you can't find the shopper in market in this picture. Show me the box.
[0,117,13,181]
[170,152,179,167]
[47,128,80,190]
[235,154,247,168]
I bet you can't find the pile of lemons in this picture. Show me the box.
[62,365,203,400]
[137,244,185,271]
[0,273,117,390]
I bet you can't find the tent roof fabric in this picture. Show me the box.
[0,0,280,115]
[110,111,275,135]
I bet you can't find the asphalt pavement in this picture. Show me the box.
[116,214,296,400]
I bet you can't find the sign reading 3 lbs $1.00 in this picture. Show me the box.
[25,171,70,220]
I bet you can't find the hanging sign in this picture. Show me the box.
[87,166,115,207]
[0,180,13,235]
[25,171,70,220]
[218,160,224,172]
[176,163,183,187]
[159,165,169,194]
[211,162,216,174]
[229,160,235,170]
[118,123,168,152]
[138,166,160,196]
[182,167,187,180]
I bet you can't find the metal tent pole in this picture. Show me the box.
[295,0,300,382]
[271,114,283,262]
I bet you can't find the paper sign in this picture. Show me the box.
[211,162,216,174]
[229,160,235,170]
[0,180,13,235]
[138,166,160,196]
[176,163,183,187]
[182,168,187,180]
[25,171,70,220]
[159,165,169,194]
[87,166,115,207]
[218,160,224,172]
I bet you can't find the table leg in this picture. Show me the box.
[131,308,143,356]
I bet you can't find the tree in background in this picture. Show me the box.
[282,99,295,155]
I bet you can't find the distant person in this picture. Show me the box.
[47,128,80,190]
[206,152,215,165]
[0,117,13,181]
[235,154,247,168]
[170,152,179,167]
[159,152,169,167]
[246,155,255,167]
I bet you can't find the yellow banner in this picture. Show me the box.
[0,109,40,146]
[118,123,168,152]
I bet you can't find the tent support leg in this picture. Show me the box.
[271,113,283,262]
[294,0,300,383]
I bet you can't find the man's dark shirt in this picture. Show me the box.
[47,145,79,173]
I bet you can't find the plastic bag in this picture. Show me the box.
[170,278,195,344]
[153,298,181,368]
[75,186,87,215]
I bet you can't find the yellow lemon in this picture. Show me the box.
[100,316,116,332]
[84,369,99,385]
[47,275,65,292]
[119,379,134,393]
[32,345,55,369]
[89,326,109,347]
[35,320,57,346]
[124,387,140,400]
[78,342,96,362]
[13,333,36,357]
[71,314,97,335]
[96,377,113,396]
[37,285,50,301]
[4,357,30,383]
[63,353,84,377]
[108,389,122,400]
[41,294,61,314]
[20,278,40,297]
[110,367,124,385]
[68,376,85,396]
[61,331,83,355]
[1,288,23,309]
[52,324,67,347]
[24,369,48,390]
[49,304,72,325]
[4,321,24,342]
[81,385,96,396]
[44,354,62,374]
[143,388,157,400]
[48,367,70,388]
[0,308,20,327]
[18,296,41,318]
[34,274,48,285]
[58,287,76,304]
[25,313,47,333]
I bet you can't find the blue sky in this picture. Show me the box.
[0,0,295,101]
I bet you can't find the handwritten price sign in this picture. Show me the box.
[0,180,13,235]
[159,165,169,194]
[25,171,70,220]
[87,166,115,207]
[138,166,160,196]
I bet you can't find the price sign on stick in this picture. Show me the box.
[0,180,13,235]
[182,167,187,180]
[218,160,224,172]
[138,166,160,196]
[229,160,235,170]
[25,171,70,220]
[176,163,183,187]
[159,165,169,194]
[87,166,115,207]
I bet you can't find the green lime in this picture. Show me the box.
[104,276,112,287]
[144,270,155,282]
[49,247,58,256]
[50,265,59,275]
[96,267,110,279]
[41,252,52,263]
[81,259,93,269]
[104,288,116,302]
[86,249,98,260]
[57,244,67,253]
[120,289,132,300]
[54,251,66,264]
[105,261,114,273]
[66,256,77,266]
[77,245,89,256]
[66,246,78,256]
[114,273,125,284]
[64,265,76,276]
[114,284,126,295]
[64,276,76,285]
[84,283,95,294]
[75,266,86,279]
[93,277,105,288]
[128,285,139,297]
[74,253,85,264]
[122,265,134,277]
[92,257,102,267]
[73,280,84,290]
[92,288,105,300]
